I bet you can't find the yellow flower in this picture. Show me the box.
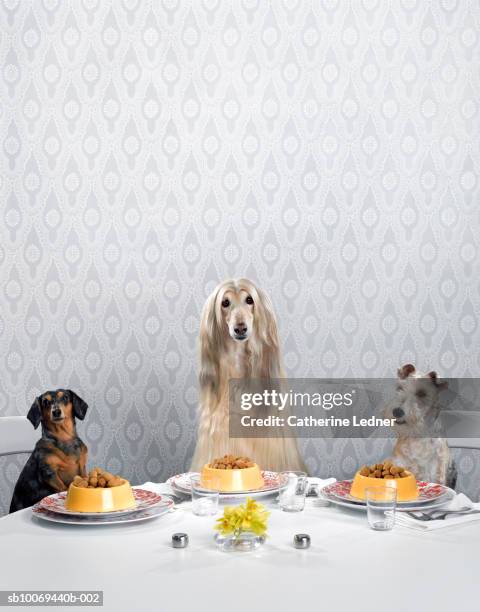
[214,497,270,537]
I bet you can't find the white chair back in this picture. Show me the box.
[0,416,39,456]
[441,411,480,450]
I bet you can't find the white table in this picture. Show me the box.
[1,491,480,612]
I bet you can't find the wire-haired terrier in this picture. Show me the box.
[385,364,457,488]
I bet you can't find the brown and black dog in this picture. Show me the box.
[9,390,88,513]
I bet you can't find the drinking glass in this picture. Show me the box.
[366,486,397,531]
[279,471,308,512]
[190,474,219,516]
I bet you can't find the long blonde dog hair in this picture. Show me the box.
[190,278,307,473]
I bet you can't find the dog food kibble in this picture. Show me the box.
[72,476,88,488]
[358,461,408,479]
[72,468,124,489]
[209,455,254,469]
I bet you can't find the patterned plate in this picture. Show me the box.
[320,488,456,513]
[322,480,450,506]
[32,499,174,526]
[167,471,286,498]
[38,488,167,518]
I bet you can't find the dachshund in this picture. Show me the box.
[9,390,88,513]
[385,364,456,487]
[190,278,307,473]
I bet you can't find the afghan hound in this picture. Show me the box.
[189,278,307,473]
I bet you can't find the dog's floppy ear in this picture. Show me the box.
[398,363,415,379]
[27,397,42,429]
[248,282,283,378]
[70,391,88,420]
[427,371,448,391]
[199,289,224,399]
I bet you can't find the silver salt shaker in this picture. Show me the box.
[293,533,311,549]
[172,533,189,548]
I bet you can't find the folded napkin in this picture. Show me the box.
[138,481,177,496]
[137,481,190,508]
[395,493,480,531]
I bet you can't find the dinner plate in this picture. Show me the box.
[38,488,166,518]
[323,480,450,507]
[320,489,455,512]
[32,498,174,525]
[167,471,286,498]
[320,482,455,512]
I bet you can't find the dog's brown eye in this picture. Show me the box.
[221,299,230,308]
[246,296,254,305]
[416,389,427,399]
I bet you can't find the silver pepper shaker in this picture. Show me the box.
[293,533,311,549]
[172,533,189,548]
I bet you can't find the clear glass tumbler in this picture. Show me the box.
[366,486,397,531]
[190,474,219,516]
[279,471,308,512]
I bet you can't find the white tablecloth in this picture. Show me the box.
[2,487,480,612]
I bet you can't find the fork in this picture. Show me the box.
[168,492,190,504]
[406,509,480,521]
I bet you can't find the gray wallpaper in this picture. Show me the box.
[1,0,480,514]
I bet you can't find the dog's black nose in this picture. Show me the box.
[52,407,62,418]
[392,407,404,418]
[234,323,247,335]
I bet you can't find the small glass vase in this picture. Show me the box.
[214,530,266,552]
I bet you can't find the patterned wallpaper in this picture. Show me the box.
[1,1,480,514]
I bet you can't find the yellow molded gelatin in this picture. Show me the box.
[350,470,418,502]
[200,464,264,492]
[65,479,136,512]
